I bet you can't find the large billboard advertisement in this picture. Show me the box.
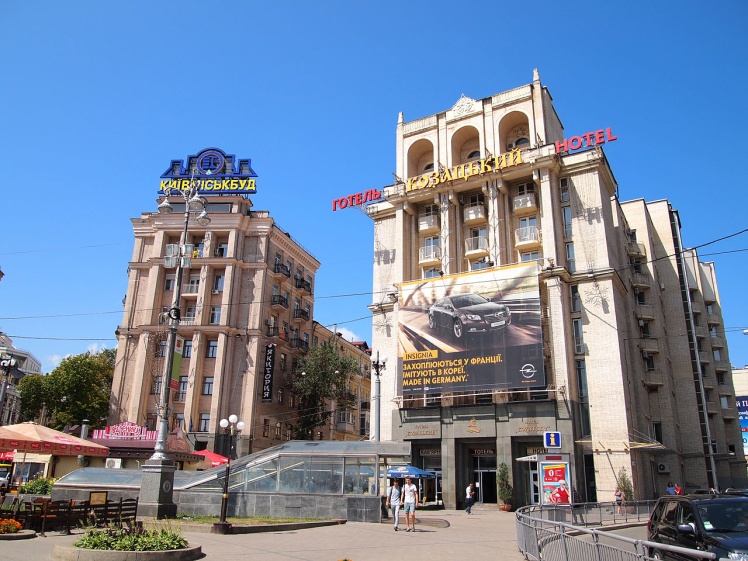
[738,396,748,455]
[398,263,544,396]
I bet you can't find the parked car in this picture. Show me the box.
[428,293,510,339]
[647,494,748,559]
[0,471,10,493]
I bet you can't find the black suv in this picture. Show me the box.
[647,494,748,559]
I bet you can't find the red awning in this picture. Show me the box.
[0,423,109,457]
[194,449,229,468]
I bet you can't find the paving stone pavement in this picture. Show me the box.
[0,506,525,561]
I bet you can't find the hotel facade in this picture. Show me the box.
[366,70,746,508]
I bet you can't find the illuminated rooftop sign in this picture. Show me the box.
[159,147,258,195]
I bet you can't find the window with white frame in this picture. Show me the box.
[517,182,534,196]
[164,276,175,291]
[521,251,540,263]
[175,376,188,401]
[152,376,162,395]
[560,177,570,202]
[720,396,730,409]
[207,340,218,358]
[566,242,575,273]
[213,274,225,292]
[198,414,210,432]
[210,306,221,324]
[570,285,581,312]
[202,377,213,395]
[562,206,572,238]
[263,419,270,437]
[183,340,192,358]
[173,414,185,431]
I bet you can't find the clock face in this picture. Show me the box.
[162,480,172,493]
[168,308,180,321]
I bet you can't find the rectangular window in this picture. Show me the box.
[521,251,540,262]
[717,371,726,386]
[183,340,192,358]
[576,359,591,437]
[215,243,229,257]
[570,285,581,312]
[277,389,284,404]
[635,289,646,305]
[565,242,575,273]
[630,258,642,274]
[164,276,175,291]
[286,428,292,441]
[279,353,287,371]
[645,355,655,371]
[210,307,221,324]
[713,349,721,361]
[572,318,584,354]
[184,306,197,323]
[145,414,158,431]
[707,304,715,314]
[202,377,214,395]
[198,414,210,432]
[213,274,225,292]
[560,178,570,202]
[517,182,534,196]
[720,396,729,409]
[275,422,282,439]
[175,376,188,401]
[152,376,162,395]
[263,419,270,438]
[157,340,167,357]
[640,322,651,338]
[173,414,185,431]
[651,422,663,444]
[207,340,218,358]
[562,206,572,238]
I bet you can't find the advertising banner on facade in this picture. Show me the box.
[397,263,544,396]
[738,396,748,455]
[169,336,184,390]
[262,344,276,404]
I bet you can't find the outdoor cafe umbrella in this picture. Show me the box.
[386,465,436,479]
[0,422,109,457]
[194,449,229,469]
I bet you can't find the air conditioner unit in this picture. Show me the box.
[105,458,122,469]
[264,319,272,326]
[657,462,670,474]
[642,351,649,359]
[211,289,220,294]
[638,319,645,327]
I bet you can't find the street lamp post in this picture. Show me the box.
[371,352,387,442]
[139,180,210,519]
[212,414,244,534]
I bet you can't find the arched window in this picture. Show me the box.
[467,150,480,160]
[423,163,434,172]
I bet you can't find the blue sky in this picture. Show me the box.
[1,1,747,374]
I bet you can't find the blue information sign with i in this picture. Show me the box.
[544,431,561,449]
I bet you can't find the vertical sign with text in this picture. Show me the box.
[262,344,276,404]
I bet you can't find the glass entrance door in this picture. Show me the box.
[472,455,497,504]
[529,467,540,504]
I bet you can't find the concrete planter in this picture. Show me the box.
[0,529,36,540]
[52,544,202,561]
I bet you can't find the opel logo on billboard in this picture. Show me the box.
[520,364,537,378]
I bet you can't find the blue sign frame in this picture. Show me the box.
[543,431,561,449]
[159,147,258,194]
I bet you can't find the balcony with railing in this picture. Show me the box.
[418,245,442,266]
[273,263,292,278]
[627,242,646,257]
[293,308,310,323]
[631,272,651,289]
[464,236,489,258]
[418,212,440,234]
[289,338,309,352]
[360,401,370,411]
[513,193,537,216]
[266,326,279,338]
[182,283,200,296]
[463,202,487,225]
[515,226,541,250]
[295,277,313,293]
[634,304,655,320]
[271,295,289,309]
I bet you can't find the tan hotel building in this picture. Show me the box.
[366,69,746,508]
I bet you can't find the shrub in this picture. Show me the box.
[497,462,513,505]
[0,519,22,534]
[617,467,634,503]
[19,475,56,495]
[74,526,188,551]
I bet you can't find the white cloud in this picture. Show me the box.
[86,343,109,354]
[47,354,69,368]
[335,327,362,343]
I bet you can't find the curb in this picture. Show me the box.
[52,544,202,561]
[144,519,347,534]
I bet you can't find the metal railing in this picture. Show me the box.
[515,501,716,561]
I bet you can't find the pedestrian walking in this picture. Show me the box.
[615,487,625,514]
[386,479,402,531]
[572,486,584,524]
[402,476,419,532]
[465,482,475,514]
[666,482,676,495]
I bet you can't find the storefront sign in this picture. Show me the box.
[509,417,553,436]
[405,149,523,193]
[262,344,276,403]
[92,422,156,440]
[469,448,496,456]
[555,128,617,154]
[399,263,545,396]
[159,147,257,195]
[420,448,441,456]
[405,423,441,439]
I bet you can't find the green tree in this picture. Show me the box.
[617,467,634,503]
[19,349,115,430]
[286,342,360,439]
[17,373,48,421]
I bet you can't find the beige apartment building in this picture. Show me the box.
[366,69,746,508]
[110,190,322,457]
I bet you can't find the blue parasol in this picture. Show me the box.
[386,465,436,479]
